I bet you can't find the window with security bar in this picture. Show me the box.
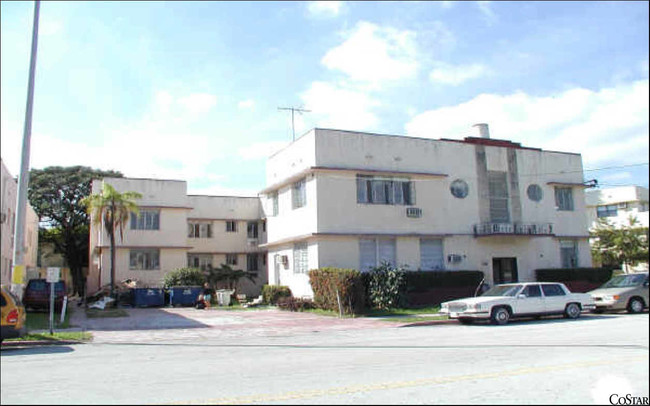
[131,210,160,230]
[188,222,213,238]
[356,175,414,205]
[129,249,160,270]
[554,187,574,211]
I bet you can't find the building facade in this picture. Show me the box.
[1,158,39,285]
[260,126,593,298]
[585,186,649,272]
[87,177,267,296]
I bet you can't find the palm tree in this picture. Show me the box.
[82,183,142,299]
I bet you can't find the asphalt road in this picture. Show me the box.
[1,312,648,405]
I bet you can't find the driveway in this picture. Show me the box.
[69,303,415,344]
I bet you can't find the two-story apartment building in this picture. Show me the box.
[87,177,267,296]
[260,126,593,298]
[585,186,649,272]
[1,158,39,285]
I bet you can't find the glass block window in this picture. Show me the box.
[293,242,308,274]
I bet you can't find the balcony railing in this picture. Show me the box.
[473,222,554,236]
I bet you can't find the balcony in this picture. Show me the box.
[473,222,554,237]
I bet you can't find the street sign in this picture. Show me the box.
[46,267,60,283]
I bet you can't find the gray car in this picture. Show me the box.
[588,272,649,313]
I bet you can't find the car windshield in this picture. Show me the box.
[481,284,523,297]
[600,274,647,288]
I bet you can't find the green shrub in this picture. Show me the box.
[277,296,314,312]
[363,262,407,310]
[309,268,365,315]
[163,267,205,288]
[535,268,613,284]
[261,285,292,305]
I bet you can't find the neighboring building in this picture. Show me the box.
[585,186,649,272]
[260,126,593,298]
[1,158,39,285]
[87,177,267,296]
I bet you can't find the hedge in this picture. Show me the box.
[309,268,365,315]
[261,285,292,305]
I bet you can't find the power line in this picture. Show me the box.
[583,162,649,172]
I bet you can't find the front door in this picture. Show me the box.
[493,257,518,285]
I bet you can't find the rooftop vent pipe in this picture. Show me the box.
[473,123,490,139]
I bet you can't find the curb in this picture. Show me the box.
[2,339,85,347]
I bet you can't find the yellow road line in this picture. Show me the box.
[161,355,648,405]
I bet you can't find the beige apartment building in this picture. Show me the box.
[260,126,593,298]
[1,158,39,285]
[87,177,267,296]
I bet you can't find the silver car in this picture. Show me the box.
[588,272,649,313]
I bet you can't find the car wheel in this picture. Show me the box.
[564,303,581,319]
[627,298,645,314]
[491,307,510,325]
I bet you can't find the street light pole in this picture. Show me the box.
[12,0,40,299]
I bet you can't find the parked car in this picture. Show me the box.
[588,272,649,314]
[22,279,66,311]
[1,285,27,343]
[439,282,596,325]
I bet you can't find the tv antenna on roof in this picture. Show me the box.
[278,106,310,142]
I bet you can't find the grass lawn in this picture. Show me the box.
[7,331,92,342]
[302,305,447,321]
[25,308,72,330]
[5,307,92,343]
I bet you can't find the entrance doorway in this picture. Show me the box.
[493,257,518,285]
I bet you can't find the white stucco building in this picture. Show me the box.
[585,186,649,272]
[1,158,39,285]
[87,177,267,296]
[260,126,593,298]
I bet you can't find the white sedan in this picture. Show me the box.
[439,282,596,325]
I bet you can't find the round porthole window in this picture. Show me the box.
[450,179,469,199]
[527,184,543,202]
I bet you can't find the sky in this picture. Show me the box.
[1,1,648,196]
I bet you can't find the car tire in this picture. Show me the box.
[564,303,581,319]
[491,307,510,325]
[627,297,645,314]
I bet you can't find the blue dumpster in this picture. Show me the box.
[170,286,202,307]
[132,288,165,307]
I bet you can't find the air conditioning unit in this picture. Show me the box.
[281,255,289,268]
[247,238,258,247]
[406,207,422,218]
[447,254,463,264]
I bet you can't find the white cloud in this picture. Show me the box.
[238,99,255,110]
[476,1,498,26]
[301,81,381,131]
[238,141,289,161]
[177,93,217,116]
[440,1,455,9]
[405,80,649,169]
[321,21,419,85]
[429,63,489,86]
[307,1,343,18]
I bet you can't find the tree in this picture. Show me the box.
[591,215,649,272]
[27,166,123,296]
[82,183,142,299]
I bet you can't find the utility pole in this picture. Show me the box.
[12,0,40,299]
[278,106,310,142]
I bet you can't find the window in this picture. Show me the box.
[188,222,212,238]
[554,187,574,211]
[356,175,414,205]
[247,253,259,272]
[188,254,212,270]
[640,202,649,212]
[271,192,279,216]
[226,254,238,266]
[596,205,618,218]
[522,285,542,297]
[359,238,396,271]
[527,184,543,202]
[420,239,444,270]
[129,249,160,270]
[292,178,307,209]
[247,222,258,239]
[262,220,266,233]
[488,171,509,222]
[541,284,566,297]
[226,221,237,232]
[131,210,160,230]
[293,242,308,274]
[560,240,578,268]
[450,179,469,199]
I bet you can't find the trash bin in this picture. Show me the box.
[216,289,234,306]
[170,286,202,307]
[132,288,165,307]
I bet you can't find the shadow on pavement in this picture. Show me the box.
[1,346,76,356]
[75,307,213,331]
